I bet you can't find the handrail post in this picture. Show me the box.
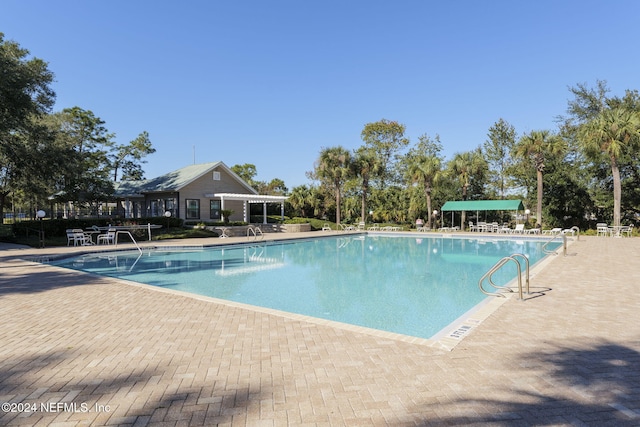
[510,253,530,295]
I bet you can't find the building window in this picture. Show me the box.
[164,198,176,217]
[150,200,160,217]
[210,200,221,220]
[213,171,220,181]
[185,199,200,219]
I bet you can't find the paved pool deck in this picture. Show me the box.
[1,232,639,426]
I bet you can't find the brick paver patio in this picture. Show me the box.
[1,233,639,426]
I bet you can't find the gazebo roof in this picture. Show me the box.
[440,199,525,211]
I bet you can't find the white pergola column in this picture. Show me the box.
[263,202,267,224]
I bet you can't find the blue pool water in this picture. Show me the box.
[52,235,559,339]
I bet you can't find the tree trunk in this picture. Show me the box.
[611,158,621,228]
[335,187,341,225]
[536,169,543,228]
[360,182,368,223]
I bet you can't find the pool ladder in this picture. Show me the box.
[478,253,530,300]
[542,233,568,256]
[247,225,264,240]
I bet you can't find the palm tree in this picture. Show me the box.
[406,154,442,229]
[405,134,443,229]
[449,149,486,229]
[579,107,640,228]
[513,130,565,228]
[288,185,313,217]
[353,146,382,223]
[315,146,353,225]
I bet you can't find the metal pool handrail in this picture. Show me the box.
[115,230,143,254]
[247,225,264,240]
[542,233,567,256]
[478,253,530,300]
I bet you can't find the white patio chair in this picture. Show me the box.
[621,224,633,237]
[596,223,610,237]
[97,228,117,245]
[71,229,94,246]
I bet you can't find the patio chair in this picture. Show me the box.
[468,221,477,232]
[97,228,117,245]
[621,224,633,237]
[513,224,525,234]
[322,223,332,231]
[596,223,610,237]
[66,229,78,246]
[70,229,94,246]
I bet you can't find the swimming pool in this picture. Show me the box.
[51,234,560,340]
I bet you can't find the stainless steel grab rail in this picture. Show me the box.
[247,225,264,240]
[478,253,530,300]
[542,233,567,256]
[115,230,143,254]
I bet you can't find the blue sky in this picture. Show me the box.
[3,1,640,188]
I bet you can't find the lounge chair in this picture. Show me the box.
[367,224,380,231]
[543,227,562,235]
[497,224,511,233]
[513,224,525,234]
[322,223,332,231]
[356,222,366,231]
[338,223,356,231]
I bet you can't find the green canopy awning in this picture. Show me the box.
[440,200,525,211]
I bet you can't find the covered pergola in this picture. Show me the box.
[214,193,288,224]
[440,199,526,227]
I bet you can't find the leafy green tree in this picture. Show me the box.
[111,131,155,181]
[513,130,566,228]
[231,163,258,186]
[287,185,314,217]
[51,107,115,213]
[484,118,516,198]
[448,148,487,228]
[264,178,287,195]
[404,134,443,228]
[360,119,409,188]
[542,155,593,229]
[578,107,640,228]
[0,33,55,215]
[314,146,353,225]
[352,146,382,222]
